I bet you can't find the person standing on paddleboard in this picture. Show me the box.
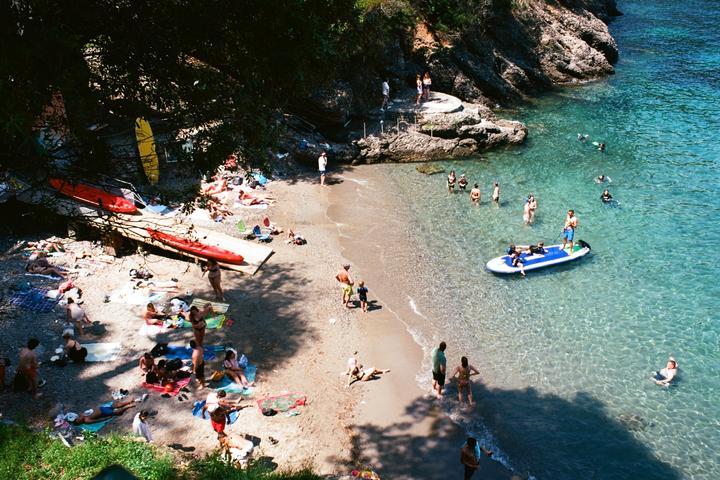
[561,209,579,251]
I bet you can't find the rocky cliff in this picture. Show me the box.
[290,0,621,164]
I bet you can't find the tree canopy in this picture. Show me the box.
[1,0,359,178]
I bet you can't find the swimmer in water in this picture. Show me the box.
[447,170,456,193]
[595,175,612,184]
[470,184,481,204]
[652,358,678,386]
[577,133,589,143]
[598,142,606,151]
[458,174,468,191]
[492,182,500,202]
[601,188,613,203]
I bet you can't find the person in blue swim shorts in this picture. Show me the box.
[561,209,578,251]
[72,396,146,425]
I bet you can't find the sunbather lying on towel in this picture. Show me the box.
[72,397,144,425]
[25,256,67,278]
[201,179,228,196]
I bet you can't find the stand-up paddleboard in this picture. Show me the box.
[486,240,591,274]
[135,117,159,185]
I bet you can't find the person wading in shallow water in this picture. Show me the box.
[335,264,354,308]
[430,341,447,399]
[460,437,493,480]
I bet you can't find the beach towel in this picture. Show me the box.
[256,392,306,413]
[108,284,165,305]
[213,365,256,396]
[25,273,63,280]
[9,287,59,312]
[142,376,191,396]
[192,400,241,423]
[138,316,189,338]
[84,343,122,362]
[191,298,230,314]
[77,402,114,432]
[165,345,224,361]
[205,314,226,329]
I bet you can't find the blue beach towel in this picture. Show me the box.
[9,288,59,312]
[165,345,224,361]
[192,400,240,424]
[214,364,256,395]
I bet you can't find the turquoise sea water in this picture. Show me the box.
[392,2,720,479]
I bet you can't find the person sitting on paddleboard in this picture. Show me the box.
[601,188,613,203]
[561,209,578,252]
[507,244,526,277]
[527,242,546,255]
[653,358,678,386]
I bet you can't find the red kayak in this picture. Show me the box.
[49,178,137,214]
[146,228,245,264]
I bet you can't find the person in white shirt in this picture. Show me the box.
[381,80,390,110]
[132,410,152,442]
[318,151,328,186]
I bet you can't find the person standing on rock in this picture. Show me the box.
[381,79,390,111]
[415,74,423,105]
[335,264,354,308]
[492,182,500,203]
[318,151,328,186]
[422,72,432,101]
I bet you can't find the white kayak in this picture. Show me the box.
[486,240,591,274]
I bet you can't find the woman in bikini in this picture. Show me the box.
[63,333,88,363]
[143,303,166,326]
[452,356,480,405]
[223,350,254,387]
[447,170,456,193]
[204,259,224,301]
[184,304,212,346]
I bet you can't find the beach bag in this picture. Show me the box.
[151,343,169,357]
[166,358,183,371]
[238,354,249,368]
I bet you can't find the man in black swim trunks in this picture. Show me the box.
[431,341,447,399]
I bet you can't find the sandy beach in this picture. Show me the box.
[1,164,518,479]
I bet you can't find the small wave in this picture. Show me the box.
[407,296,428,319]
[336,175,369,186]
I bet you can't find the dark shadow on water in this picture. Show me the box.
[333,385,682,480]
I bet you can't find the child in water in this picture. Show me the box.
[357,281,369,313]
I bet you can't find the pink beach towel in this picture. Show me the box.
[142,377,191,396]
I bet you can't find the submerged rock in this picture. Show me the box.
[416,163,445,175]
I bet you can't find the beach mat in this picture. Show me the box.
[191,298,229,314]
[165,345,224,361]
[109,284,165,305]
[9,288,59,312]
[192,400,241,423]
[84,343,122,362]
[256,392,306,413]
[142,377,191,396]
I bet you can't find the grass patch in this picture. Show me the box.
[0,424,322,480]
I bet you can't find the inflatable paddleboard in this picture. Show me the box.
[135,117,159,185]
[486,240,591,274]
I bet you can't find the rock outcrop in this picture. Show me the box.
[354,102,527,163]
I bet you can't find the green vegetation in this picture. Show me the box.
[0,424,322,480]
